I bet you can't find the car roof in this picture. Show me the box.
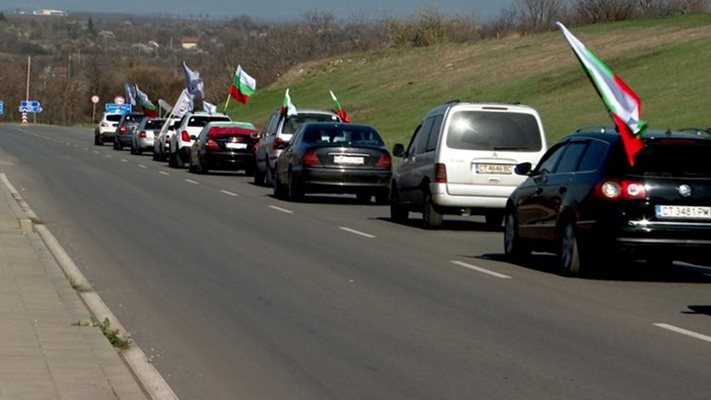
[425,101,539,116]
[563,126,711,143]
[301,122,374,130]
[204,121,256,129]
[277,108,338,116]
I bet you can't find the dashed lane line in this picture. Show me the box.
[159,171,170,176]
[220,190,239,197]
[339,226,376,239]
[450,260,512,279]
[138,164,147,169]
[121,159,128,163]
[654,323,711,344]
[185,179,199,185]
[268,205,294,214]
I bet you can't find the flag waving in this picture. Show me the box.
[182,62,205,100]
[281,89,297,117]
[557,22,645,166]
[135,85,158,117]
[229,65,256,104]
[329,90,351,123]
[124,81,137,106]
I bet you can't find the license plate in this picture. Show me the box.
[655,205,711,220]
[476,163,513,174]
[334,155,364,165]
[226,142,247,150]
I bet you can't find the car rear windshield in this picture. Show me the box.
[106,114,121,122]
[144,120,165,130]
[445,111,543,151]
[301,126,384,146]
[188,116,230,127]
[631,141,711,177]
[282,114,338,134]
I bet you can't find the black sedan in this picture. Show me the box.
[273,122,392,203]
[504,127,711,275]
[188,121,258,175]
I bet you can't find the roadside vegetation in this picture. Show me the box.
[0,1,708,145]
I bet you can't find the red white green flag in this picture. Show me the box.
[281,88,297,116]
[557,22,646,166]
[329,90,351,123]
[229,65,256,104]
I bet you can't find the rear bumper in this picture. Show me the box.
[430,182,514,209]
[137,138,154,149]
[203,152,255,170]
[297,168,391,194]
[116,135,132,145]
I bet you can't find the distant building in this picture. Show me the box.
[181,37,199,50]
[32,9,67,16]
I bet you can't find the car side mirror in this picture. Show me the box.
[514,162,532,176]
[392,143,405,158]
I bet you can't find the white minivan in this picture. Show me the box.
[391,101,548,228]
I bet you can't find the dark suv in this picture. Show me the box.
[504,127,711,275]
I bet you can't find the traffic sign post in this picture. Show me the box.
[91,95,100,123]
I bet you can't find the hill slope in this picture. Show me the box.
[227,15,711,146]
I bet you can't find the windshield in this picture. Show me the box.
[106,114,121,122]
[301,125,384,146]
[631,141,711,177]
[282,113,339,134]
[445,111,543,151]
[188,116,230,127]
[144,119,166,130]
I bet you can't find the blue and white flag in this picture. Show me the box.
[182,62,205,100]
[124,81,137,106]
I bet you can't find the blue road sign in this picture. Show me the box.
[19,100,41,113]
[105,103,132,114]
[0,100,4,115]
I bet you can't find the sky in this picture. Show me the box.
[1,0,514,20]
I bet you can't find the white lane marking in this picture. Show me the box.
[450,260,512,279]
[269,205,294,214]
[121,159,128,163]
[138,164,147,169]
[83,147,89,151]
[106,155,113,158]
[654,323,711,344]
[94,150,100,154]
[339,226,376,239]
[159,171,170,176]
[220,190,239,197]
[185,179,199,185]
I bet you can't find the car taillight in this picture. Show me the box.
[375,153,391,169]
[273,137,287,150]
[301,149,320,166]
[139,131,146,138]
[181,130,191,142]
[435,163,447,183]
[595,179,646,200]
[119,125,126,134]
[101,122,108,128]
[205,136,220,151]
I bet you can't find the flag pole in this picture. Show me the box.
[223,92,231,113]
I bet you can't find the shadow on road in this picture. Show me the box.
[375,217,503,232]
[683,306,711,316]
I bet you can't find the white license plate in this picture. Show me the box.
[476,163,513,174]
[334,155,364,165]
[226,142,247,150]
[655,205,711,220]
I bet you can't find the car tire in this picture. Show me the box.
[560,220,584,276]
[197,158,208,175]
[253,167,265,186]
[485,211,504,230]
[113,139,122,150]
[94,135,102,146]
[188,156,198,173]
[273,170,286,199]
[265,161,274,186]
[168,151,178,168]
[390,185,408,223]
[287,170,303,201]
[136,146,143,155]
[504,210,529,262]
[422,192,443,229]
[130,143,137,155]
[375,189,390,205]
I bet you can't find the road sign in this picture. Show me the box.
[91,95,100,104]
[105,103,132,114]
[114,96,125,105]
[19,100,41,113]
[21,112,28,124]
[0,100,4,115]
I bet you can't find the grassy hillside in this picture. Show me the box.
[226,15,711,147]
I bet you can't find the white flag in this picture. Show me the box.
[183,62,205,100]
[172,89,194,118]
[203,101,217,114]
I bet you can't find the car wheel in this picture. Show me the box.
[375,189,390,205]
[94,135,102,146]
[273,169,286,199]
[504,210,528,262]
[168,151,177,168]
[113,139,121,150]
[253,167,265,186]
[265,161,274,186]
[356,192,371,204]
[197,158,208,174]
[390,185,408,223]
[422,191,443,229]
[130,143,137,155]
[485,211,504,229]
[287,170,303,201]
[188,155,198,173]
[560,221,583,276]
[136,146,143,155]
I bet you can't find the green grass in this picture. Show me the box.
[226,14,711,147]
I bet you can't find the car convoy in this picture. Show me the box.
[94,98,711,276]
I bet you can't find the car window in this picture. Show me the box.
[405,125,423,157]
[535,143,566,174]
[415,117,435,155]
[265,113,279,135]
[631,140,711,177]
[144,120,165,130]
[578,140,608,172]
[555,142,587,173]
[188,116,230,127]
[106,114,121,122]
[425,115,443,152]
[445,111,543,151]
[301,126,384,146]
[281,114,338,134]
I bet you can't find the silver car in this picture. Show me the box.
[130,117,165,155]
[254,108,340,185]
[153,117,180,161]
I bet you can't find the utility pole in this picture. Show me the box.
[26,55,31,101]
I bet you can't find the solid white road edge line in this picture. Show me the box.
[450,260,512,279]
[268,205,294,214]
[339,226,376,239]
[0,173,178,400]
[220,190,239,197]
[654,323,711,344]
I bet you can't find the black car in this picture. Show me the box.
[188,122,259,175]
[504,127,711,275]
[113,112,144,151]
[273,122,392,203]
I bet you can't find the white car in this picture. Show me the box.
[94,113,122,145]
[131,117,165,155]
[168,111,231,168]
[153,117,181,161]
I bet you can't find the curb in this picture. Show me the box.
[0,173,179,400]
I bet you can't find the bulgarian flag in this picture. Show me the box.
[229,65,256,104]
[135,84,158,118]
[557,22,646,166]
[281,88,297,117]
[329,90,351,123]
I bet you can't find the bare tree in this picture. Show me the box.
[514,0,567,33]
[572,0,637,23]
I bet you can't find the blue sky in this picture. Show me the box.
[2,0,514,20]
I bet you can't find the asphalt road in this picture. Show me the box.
[1,123,711,399]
